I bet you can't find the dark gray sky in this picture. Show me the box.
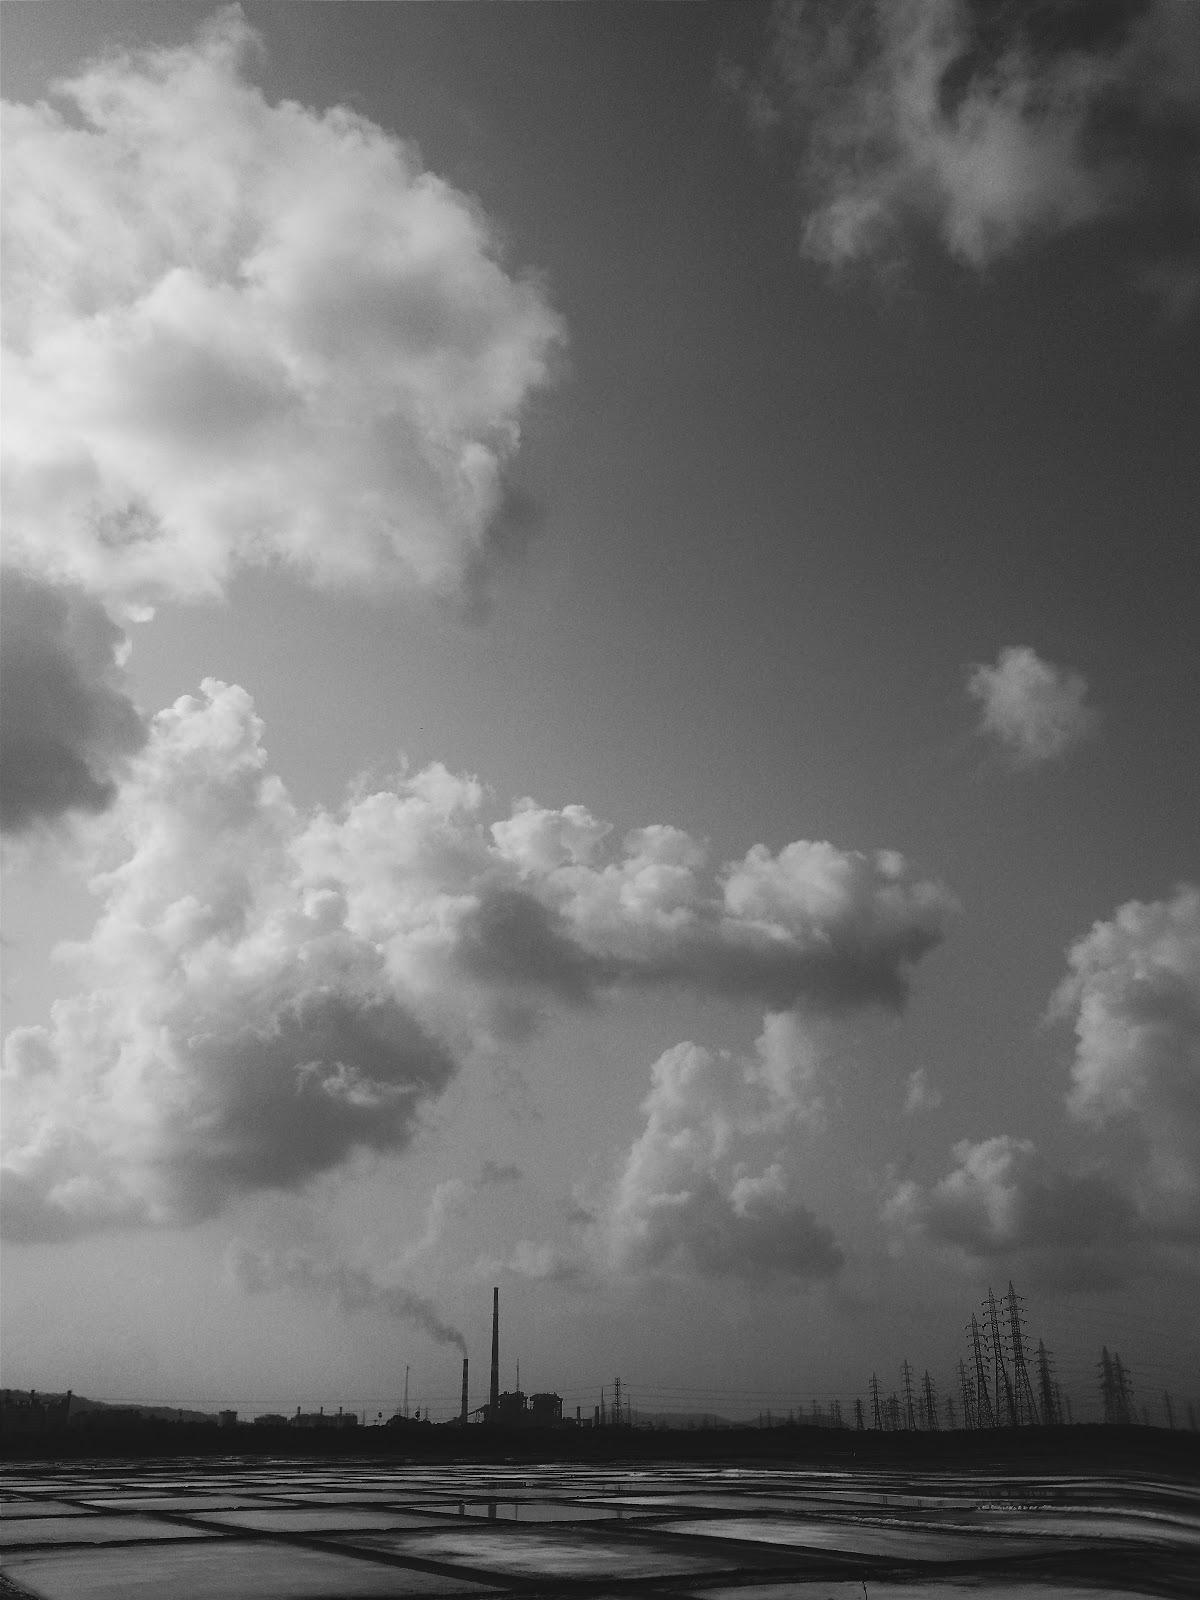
[2,1,1198,1421]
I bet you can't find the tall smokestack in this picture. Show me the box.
[461,1357,469,1425]
[489,1286,500,1420]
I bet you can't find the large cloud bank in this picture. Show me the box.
[1,681,954,1242]
[2,5,564,605]
[0,570,145,832]
[743,0,1200,299]
[890,885,1200,1276]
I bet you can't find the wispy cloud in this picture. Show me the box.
[967,645,1098,767]
[736,0,1200,302]
[228,1240,467,1353]
[903,1065,942,1115]
[2,5,564,608]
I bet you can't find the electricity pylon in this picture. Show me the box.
[922,1370,939,1431]
[984,1287,1016,1426]
[1035,1340,1058,1426]
[901,1360,917,1431]
[1002,1283,1039,1425]
[1099,1348,1133,1425]
[958,1358,976,1430]
[968,1314,995,1428]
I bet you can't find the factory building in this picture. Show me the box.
[476,1287,563,1427]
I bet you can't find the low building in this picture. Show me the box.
[529,1392,563,1426]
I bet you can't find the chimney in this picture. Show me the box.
[461,1357,469,1425]
[489,1286,500,1420]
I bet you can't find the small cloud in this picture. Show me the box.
[885,1134,1140,1259]
[967,645,1099,766]
[903,1066,942,1115]
[478,1160,522,1187]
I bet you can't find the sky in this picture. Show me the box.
[1,0,1198,1426]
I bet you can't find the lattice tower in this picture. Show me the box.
[984,1287,1017,1426]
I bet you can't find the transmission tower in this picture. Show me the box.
[968,1314,996,1428]
[901,1361,917,1430]
[1035,1339,1058,1426]
[984,1287,1016,1425]
[944,1393,957,1430]
[1002,1283,1039,1425]
[854,1396,865,1430]
[1113,1354,1133,1424]
[1098,1347,1132,1424]
[830,1398,843,1428]
[957,1359,975,1429]
[1163,1391,1175,1430]
[870,1373,883,1430]
[922,1370,939,1431]
[886,1392,901,1430]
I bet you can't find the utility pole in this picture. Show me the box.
[902,1361,917,1431]
[969,1314,995,1428]
[870,1372,883,1430]
[984,1288,1016,1426]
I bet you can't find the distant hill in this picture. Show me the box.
[630,1409,736,1429]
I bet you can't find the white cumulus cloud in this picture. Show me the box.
[596,1013,842,1283]
[887,884,1200,1279]
[1,5,564,606]
[967,645,1098,766]
[1055,885,1200,1215]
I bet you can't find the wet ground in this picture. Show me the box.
[2,1458,1197,1597]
